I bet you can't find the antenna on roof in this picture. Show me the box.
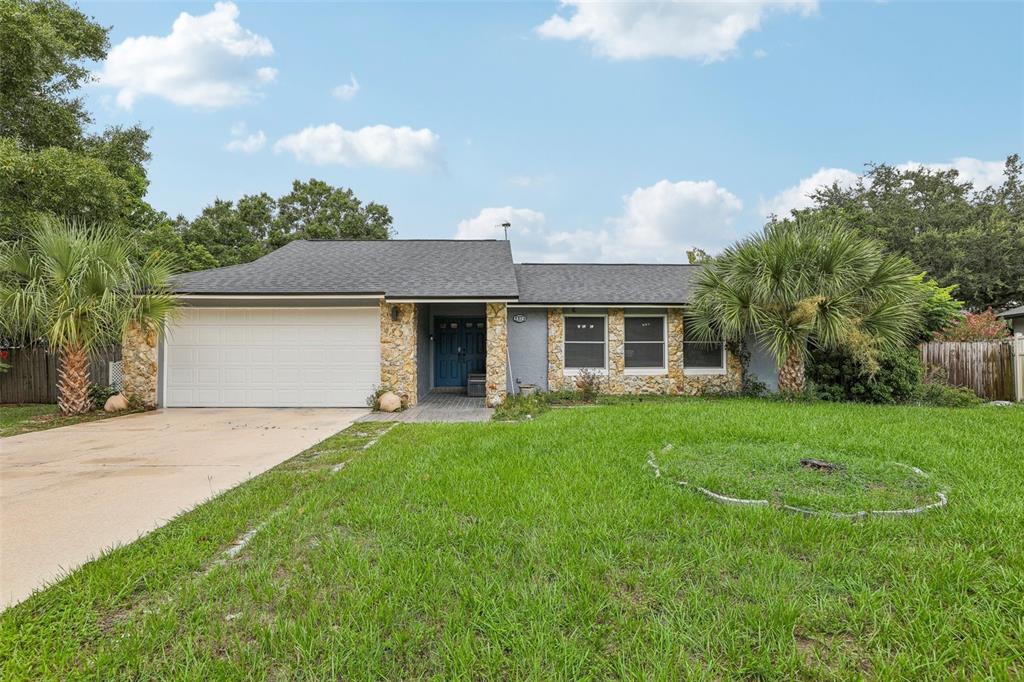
[498,221,511,240]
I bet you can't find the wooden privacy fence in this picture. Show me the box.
[0,347,121,404]
[920,339,1022,402]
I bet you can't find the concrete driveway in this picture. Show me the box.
[0,407,365,608]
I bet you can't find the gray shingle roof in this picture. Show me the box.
[171,240,519,298]
[513,263,700,305]
[998,305,1024,319]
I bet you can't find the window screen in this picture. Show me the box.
[682,320,724,369]
[565,316,606,369]
[624,317,665,369]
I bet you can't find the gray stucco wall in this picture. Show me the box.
[745,335,778,392]
[507,307,549,391]
[416,303,431,399]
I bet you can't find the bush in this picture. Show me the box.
[934,308,1011,341]
[493,392,551,421]
[89,384,119,409]
[808,346,923,404]
[914,367,981,407]
[573,369,603,403]
[914,382,981,408]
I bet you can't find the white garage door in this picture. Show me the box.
[164,307,380,407]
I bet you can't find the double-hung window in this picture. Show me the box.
[564,316,606,370]
[682,319,725,372]
[624,316,666,371]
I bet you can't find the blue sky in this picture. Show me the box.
[82,1,1023,262]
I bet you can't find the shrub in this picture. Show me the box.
[574,369,603,403]
[88,384,119,409]
[915,366,981,407]
[934,308,1011,341]
[912,274,962,342]
[493,392,550,421]
[808,346,923,404]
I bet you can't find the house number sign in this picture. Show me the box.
[512,313,527,323]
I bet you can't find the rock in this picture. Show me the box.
[104,394,129,412]
[986,400,1013,407]
[378,391,402,412]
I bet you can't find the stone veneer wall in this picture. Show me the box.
[485,302,508,406]
[122,322,158,408]
[680,349,743,395]
[380,302,418,406]
[544,306,741,396]
[546,307,567,391]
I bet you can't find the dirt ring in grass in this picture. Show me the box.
[648,443,948,520]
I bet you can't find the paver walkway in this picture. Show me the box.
[359,392,493,423]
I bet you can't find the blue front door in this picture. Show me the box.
[434,317,486,388]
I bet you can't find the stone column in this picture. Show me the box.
[667,308,685,394]
[607,308,625,394]
[547,307,564,391]
[379,302,418,406]
[485,302,508,406]
[122,321,158,408]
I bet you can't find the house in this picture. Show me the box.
[121,239,774,408]
[998,305,1024,336]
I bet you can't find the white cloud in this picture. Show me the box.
[273,123,441,169]
[455,179,743,263]
[332,74,360,101]
[224,122,266,153]
[760,167,859,218]
[608,180,744,259]
[536,1,817,62]
[897,157,1005,192]
[762,157,1006,218]
[753,48,769,59]
[99,2,275,109]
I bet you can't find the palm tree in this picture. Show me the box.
[687,217,922,393]
[0,218,177,415]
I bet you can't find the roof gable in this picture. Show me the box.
[172,240,519,299]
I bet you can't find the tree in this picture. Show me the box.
[0,0,154,241]
[806,156,1024,311]
[0,219,177,415]
[182,199,267,267]
[268,179,393,248]
[687,216,922,392]
[911,274,962,343]
[934,309,1011,342]
[686,247,711,264]
[166,180,394,271]
[0,0,107,150]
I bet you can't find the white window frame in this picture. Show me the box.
[683,338,727,375]
[563,313,608,375]
[624,313,667,375]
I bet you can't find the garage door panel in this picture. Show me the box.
[164,307,380,407]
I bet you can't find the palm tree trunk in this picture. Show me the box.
[58,345,93,416]
[777,347,806,393]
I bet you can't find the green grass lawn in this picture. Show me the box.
[2,400,1022,679]
[0,403,132,438]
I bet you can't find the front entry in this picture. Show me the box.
[434,317,486,388]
